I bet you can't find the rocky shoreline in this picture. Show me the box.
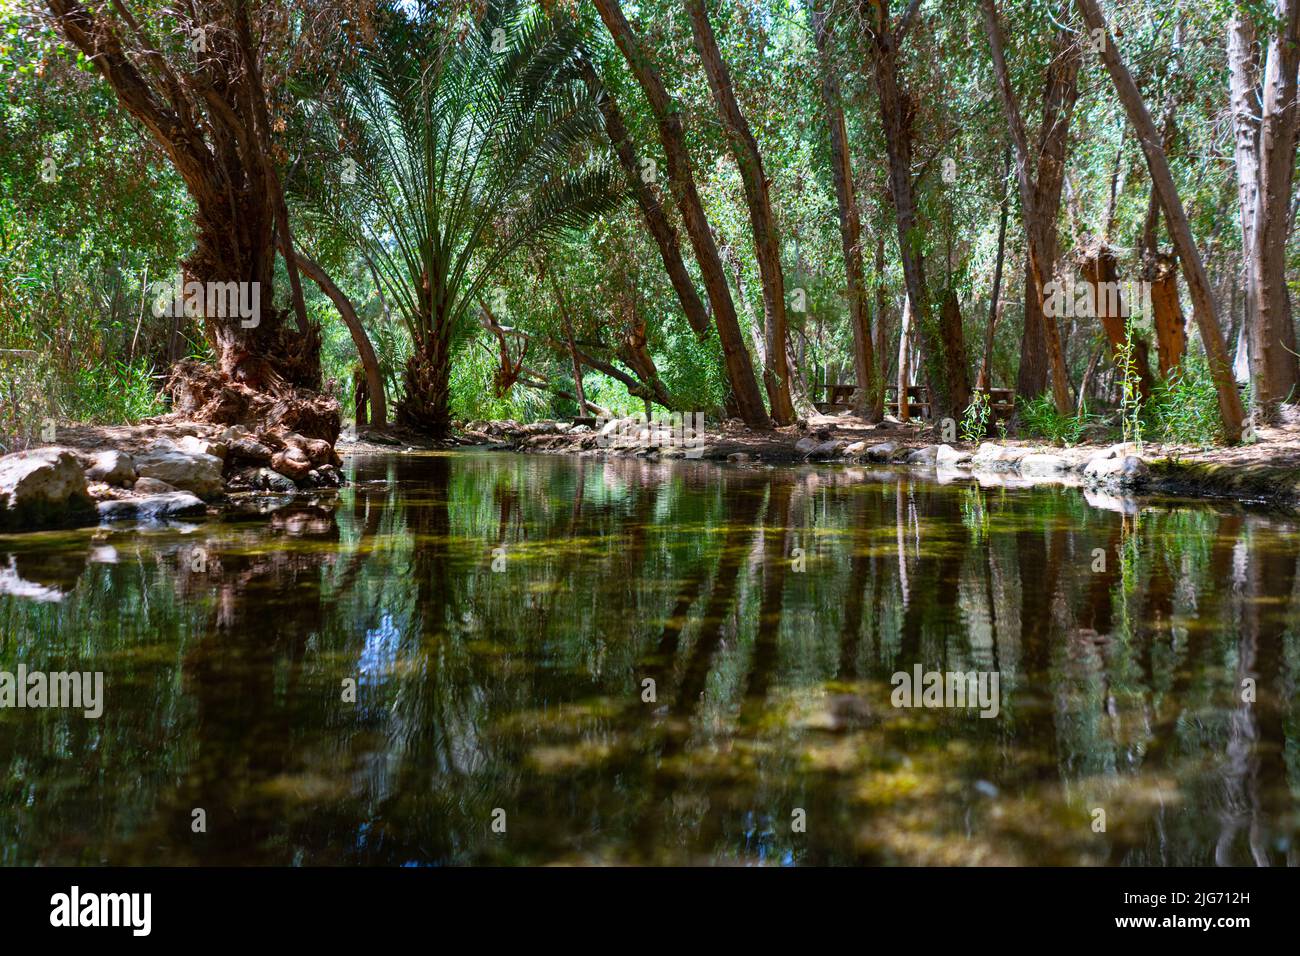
[455,415,1300,508]
[4,413,1299,533]
[0,419,343,533]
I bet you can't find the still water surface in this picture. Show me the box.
[1,451,1298,865]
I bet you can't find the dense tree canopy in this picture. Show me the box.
[4,0,1299,448]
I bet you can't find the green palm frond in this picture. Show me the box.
[292,0,625,357]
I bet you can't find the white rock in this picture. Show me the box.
[0,447,96,530]
[935,444,970,468]
[177,434,226,459]
[85,449,137,485]
[132,438,224,499]
[974,443,1012,462]
[1019,453,1070,476]
[1084,454,1149,488]
[98,492,206,523]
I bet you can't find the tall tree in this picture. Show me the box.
[44,0,333,427]
[811,3,882,421]
[686,0,795,424]
[1012,7,1082,407]
[593,0,772,428]
[1229,2,1300,415]
[1075,0,1246,441]
[981,0,1074,417]
[303,1,621,436]
[860,0,969,421]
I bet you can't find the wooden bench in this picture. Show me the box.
[885,386,1016,420]
[886,384,932,419]
[812,383,858,413]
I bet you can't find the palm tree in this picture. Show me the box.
[301,0,623,435]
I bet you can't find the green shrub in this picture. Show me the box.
[1143,354,1225,447]
[1017,394,1092,446]
[960,390,991,444]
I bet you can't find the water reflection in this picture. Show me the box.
[1,452,1297,865]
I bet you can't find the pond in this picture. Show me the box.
[1,451,1297,865]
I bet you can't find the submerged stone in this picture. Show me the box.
[97,492,207,523]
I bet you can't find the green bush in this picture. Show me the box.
[960,390,991,444]
[1143,354,1225,447]
[1017,394,1092,446]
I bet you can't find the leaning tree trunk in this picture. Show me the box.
[812,5,882,422]
[687,0,796,424]
[293,253,387,427]
[594,0,771,429]
[1076,0,1246,442]
[580,58,712,340]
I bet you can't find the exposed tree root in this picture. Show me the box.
[165,359,340,445]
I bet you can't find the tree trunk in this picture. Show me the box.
[293,253,387,428]
[46,0,326,410]
[580,59,712,340]
[897,296,913,421]
[686,0,795,424]
[1015,9,1081,404]
[1229,12,1262,393]
[1076,0,1246,442]
[594,0,770,428]
[875,236,892,386]
[1247,0,1300,411]
[396,306,453,435]
[982,0,1074,417]
[939,289,972,414]
[861,0,961,421]
[1145,252,1188,377]
[811,5,882,421]
[980,147,1011,389]
[1077,243,1155,400]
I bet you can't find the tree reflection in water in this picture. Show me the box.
[1,452,1297,865]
